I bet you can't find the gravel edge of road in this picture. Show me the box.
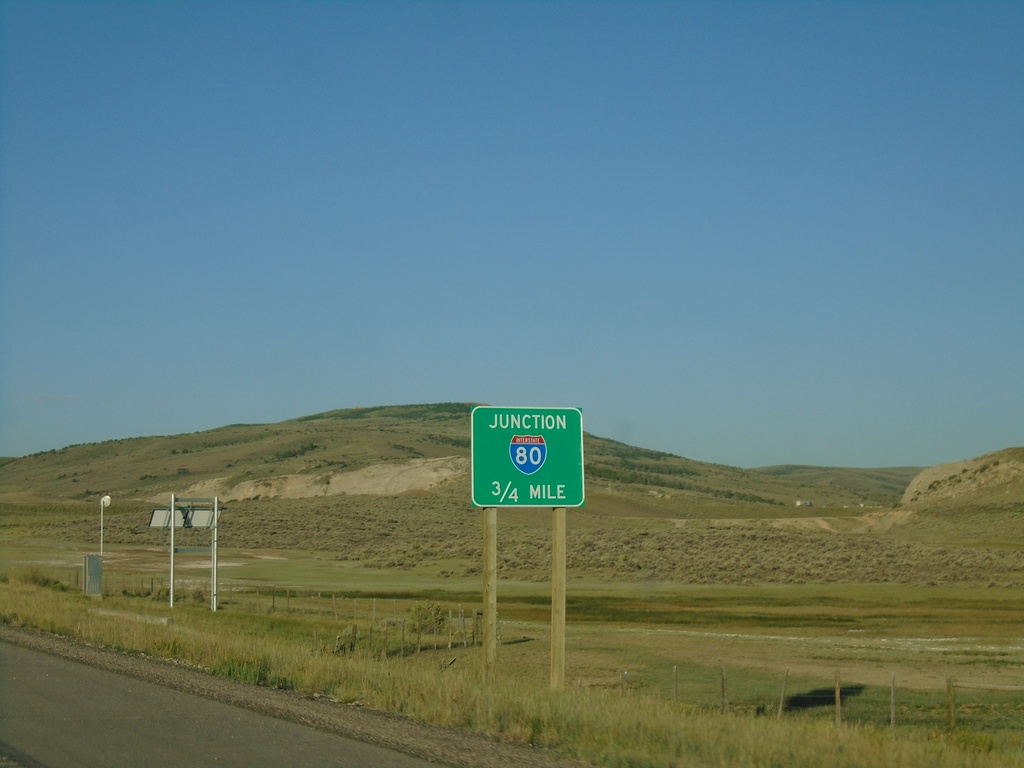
[0,625,585,768]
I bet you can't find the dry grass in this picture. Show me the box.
[13,493,1023,588]
[2,576,1022,768]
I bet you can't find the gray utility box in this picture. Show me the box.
[84,554,102,596]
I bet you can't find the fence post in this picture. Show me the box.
[890,672,896,728]
[721,667,728,714]
[778,668,789,720]
[947,677,956,728]
[835,669,841,726]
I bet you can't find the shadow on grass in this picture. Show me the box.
[785,684,866,711]
[501,636,537,645]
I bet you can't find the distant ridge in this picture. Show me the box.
[752,464,922,502]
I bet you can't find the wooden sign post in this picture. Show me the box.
[550,506,566,690]
[482,506,497,679]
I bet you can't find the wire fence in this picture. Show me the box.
[14,563,1024,734]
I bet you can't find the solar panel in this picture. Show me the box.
[148,505,218,529]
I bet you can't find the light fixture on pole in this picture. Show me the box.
[100,495,111,557]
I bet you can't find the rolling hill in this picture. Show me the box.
[901,447,1024,506]
[2,403,1022,588]
[1,402,917,511]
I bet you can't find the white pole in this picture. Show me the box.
[99,495,111,557]
[211,496,219,612]
[169,494,175,608]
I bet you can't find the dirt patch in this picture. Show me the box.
[852,509,913,533]
[771,510,913,534]
[771,517,840,533]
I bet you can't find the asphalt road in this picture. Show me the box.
[0,641,443,768]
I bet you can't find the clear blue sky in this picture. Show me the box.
[2,1,1021,469]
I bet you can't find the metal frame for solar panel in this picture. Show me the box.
[149,495,223,611]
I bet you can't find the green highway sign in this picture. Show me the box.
[471,406,585,507]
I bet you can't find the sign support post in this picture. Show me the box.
[482,506,497,679]
[551,506,566,691]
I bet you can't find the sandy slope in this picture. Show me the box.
[901,450,1024,505]
[169,456,469,502]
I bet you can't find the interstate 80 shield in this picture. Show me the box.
[509,434,546,475]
